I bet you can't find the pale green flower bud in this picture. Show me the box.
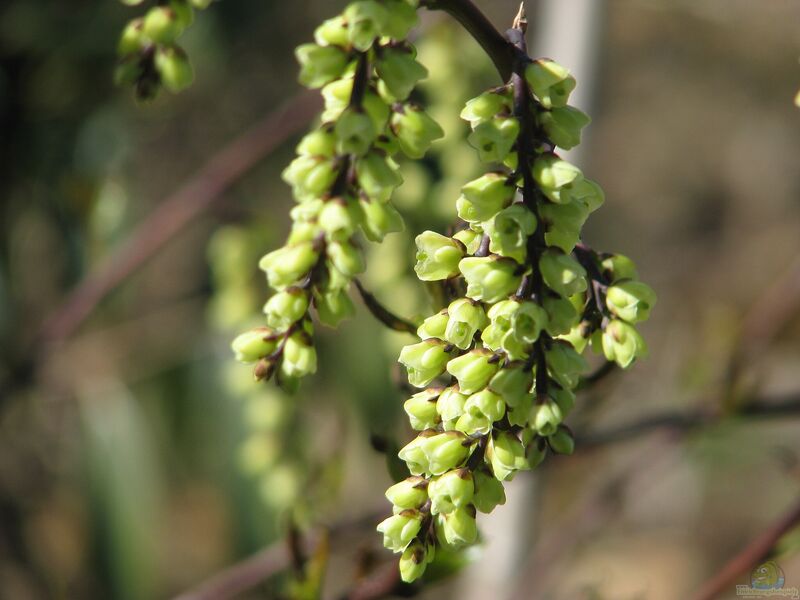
[264,288,309,329]
[362,91,391,130]
[321,78,353,122]
[314,16,349,47]
[118,19,146,56]
[540,106,590,150]
[391,106,444,159]
[529,398,563,436]
[532,154,583,204]
[398,433,433,475]
[439,505,478,547]
[460,89,512,124]
[355,152,402,200]
[114,56,142,88]
[485,204,538,262]
[297,129,337,158]
[482,300,520,356]
[416,310,449,340]
[540,250,587,297]
[487,432,528,481]
[437,386,468,426]
[506,393,533,427]
[281,331,317,378]
[345,0,390,51]
[473,469,506,513]
[314,287,355,327]
[376,48,427,100]
[154,46,193,92]
[282,155,337,199]
[287,219,322,245]
[467,117,520,163]
[540,199,589,253]
[377,509,422,552]
[488,364,533,408]
[551,386,575,415]
[545,341,588,389]
[548,425,575,455]
[429,468,474,514]
[319,198,363,242]
[404,387,442,431]
[399,339,451,388]
[359,198,404,242]
[459,256,521,303]
[464,388,506,423]
[452,228,481,255]
[512,301,549,344]
[564,178,605,212]
[399,540,428,583]
[601,319,647,368]
[295,43,348,89]
[525,59,576,109]
[379,0,419,40]
[386,476,428,511]
[169,0,194,25]
[231,328,278,363]
[414,231,464,281]
[446,349,499,394]
[259,241,319,289]
[335,107,378,156]
[454,412,491,435]
[422,431,471,475]
[143,6,185,44]
[601,253,639,283]
[327,240,365,277]
[444,298,487,350]
[543,295,579,336]
[606,281,657,323]
[456,173,515,223]
[525,435,548,469]
[559,322,590,354]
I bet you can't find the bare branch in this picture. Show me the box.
[354,280,418,335]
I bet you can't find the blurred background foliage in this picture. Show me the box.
[0,1,799,599]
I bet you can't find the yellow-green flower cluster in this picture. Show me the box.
[115,0,213,99]
[380,56,655,582]
[232,0,443,392]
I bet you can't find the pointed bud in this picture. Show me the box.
[444,298,488,349]
[454,412,491,436]
[385,476,429,511]
[532,154,583,204]
[398,433,434,475]
[525,59,576,109]
[429,468,474,514]
[297,129,337,158]
[416,310,449,341]
[231,328,278,363]
[376,509,422,552]
[446,349,500,394]
[154,45,193,92]
[461,89,512,124]
[601,319,647,368]
[422,431,471,475]
[391,106,444,159]
[314,287,355,327]
[485,204,538,262]
[376,47,428,100]
[540,106,590,150]
[399,339,451,388]
[356,152,402,200]
[399,540,428,583]
[606,280,657,323]
[487,431,528,481]
[259,242,319,289]
[359,199,404,242]
[264,288,310,329]
[472,469,506,513]
[404,388,442,430]
[467,117,520,163]
[436,386,468,425]
[118,18,146,56]
[314,16,350,47]
[295,43,348,89]
[327,240,365,277]
[319,198,363,242]
[281,331,317,378]
[414,231,464,281]
[540,250,587,298]
[439,505,478,547]
[282,155,338,199]
[455,173,515,223]
[459,256,521,303]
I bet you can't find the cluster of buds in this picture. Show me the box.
[379,44,656,581]
[232,0,443,392]
[115,0,213,99]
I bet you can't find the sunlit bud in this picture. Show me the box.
[525,435,548,469]
[468,117,520,163]
[429,468,474,514]
[297,129,337,158]
[529,398,563,436]
[454,412,491,435]
[455,173,515,223]
[399,339,451,388]
[264,288,309,329]
[414,231,464,281]
[143,6,185,44]
[320,77,354,122]
[319,198,362,242]
[154,46,193,92]
[485,204,537,262]
[118,19,146,56]
[416,310,449,340]
[459,256,521,303]
[386,476,428,511]
[378,0,419,40]
[460,89,512,124]
[540,250,587,297]
[377,509,422,552]
[287,219,322,245]
[489,363,533,408]
[452,228,481,255]
[464,388,506,423]
[481,299,515,352]
[314,287,355,327]
[472,470,506,513]
[514,301,549,344]
[444,298,488,350]
[398,433,433,475]
[335,107,378,156]
[532,154,583,204]
[231,328,277,363]
[327,240,365,277]
[345,0,390,50]
[362,91,391,130]
[422,431,471,475]
[282,155,338,199]
[525,59,576,109]
[281,331,317,378]
[314,16,350,47]
[540,199,589,253]
[559,323,589,354]
[548,425,575,455]
[487,432,528,481]
[564,178,605,212]
[399,540,428,583]
[545,341,588,389]
[602,319,647,368]
[506,393,532,427]
[437,386,468,425]
[542,295,580,336]
[440,505,478,547]
[606,281,657,323]
[391,106,444,159]
[404,388,442,430]
[447,349,500,394]
[259,241,319,289]
[359,199,404,242]
[550,385,576,416]
[376,48,427,100]
[295,43,349,89]
[356,152,402,200]
[601,253,639,283]
[540,106,590,150]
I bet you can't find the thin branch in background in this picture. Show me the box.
[354,280,418,334]
[577,360,617,390]
[691,496,800,600]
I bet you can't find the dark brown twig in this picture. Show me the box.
[354,280,418,334]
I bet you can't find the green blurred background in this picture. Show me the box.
[0,1,799,599]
